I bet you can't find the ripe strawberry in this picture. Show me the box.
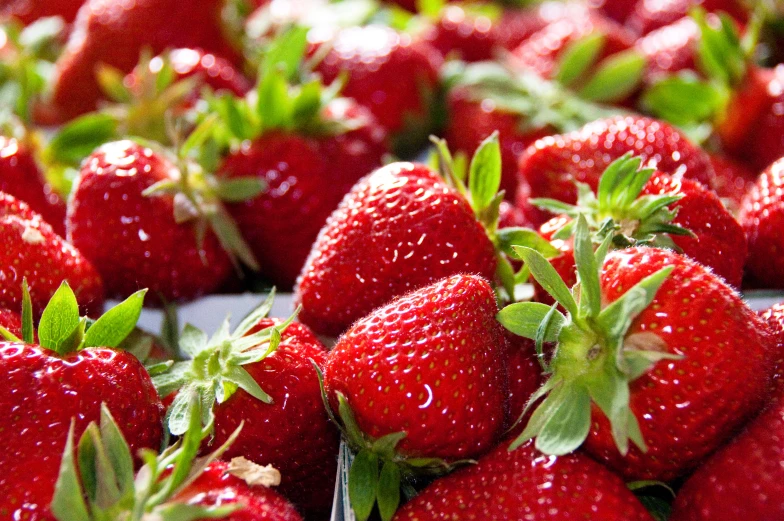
[516,115,716,227]
[0,308,22,338]
[504,334,543,431]
[67,139,258,304]
[636,16,699,82]
[0,284,163,520]
[1,0,85,25]
[295,161,497,337]
[739,156,784,289]
[737,65,784,171]
[422,5,498,63]
[0,191,103,318]
[393,439,655,521]
[0,135,66,235]
[709,153,757,214]
[494,2,596,51]
[628,0,747,35]
[314,25,442,149]
[324,274,508,520]
[499,226,774,481]
[50,399,302,521]
[152,296,338,517]
[443,61,613,199]
[49,0,239,121]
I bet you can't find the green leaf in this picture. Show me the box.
[179,115,218,160]
[168,386,199,436]
[221,366,272,404]
[214,177,265,202]
[416,0,444,18]
[208,208,260,271]
[38,282,81,354]
[45,113,118,166]
[529,198,579,215]
[291,80,323,127]
[76,423,98,502]
[637,495,672,521]
[513,246,579,318]
[83,290,146,348]
[496,227,560,258]
[261,26,309,81]
[151,504,241,521]
[0,325,20,342]
[51,423,91,521]
[21,278,33,344]
[641,74,728,126]
[555,33,606,87]
[153,361,191,398]
[579,49,646,103]
[497,302,565,342]
[99,405,135,497]
[234,290,276,337]
[534,382,592,455]
[693,8,746,86]
[349,449,379,521]
[371,432,406,459]
[468,131,501,214]
[179,324,209,358]
[573,215,601,318]
[377,461,401,521]
[257,68,292,131]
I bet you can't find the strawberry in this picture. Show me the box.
[443,61,614,199]
[636,16,699,82]
[509,12,645,105]
[1,0,85,25]
[393,439,655,521]
[67,139,258,304]
[422,4,500,63]
[50,398,302,521]
[0,283,163,520]
[532,154,747,288]
[49,0,239,122]
[494,2,597,51]
[0,135,66,235]
[516,115,716,227]
[627,0,748,35]
[504,334,543,431]
[324,274,508,520]
[152,295,339,517]
[295,156,498,337]
[0,191,103,318]
[498,222,774,481]
[314,24,442,150]
[737,65,784,170]
[0,307,22,338]
[709,152,757,214]
[739,156,784,289]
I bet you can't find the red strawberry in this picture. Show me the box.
[218,98,388,289]
[67,140,252,304]
[596,0,639,23]
[628,0,747,35]
[636,16,699,82]
[50,398,301,521]
[735,65,784,171]
[152,298,338,517]
[393,439,655,521]
[422,5,499,63]
[0,191,103,318]
[499,234,774,481]
[710,153,757,213]
[760,303,784,351]
[1,0,85,24]
[504,334,543,430]
[0,308,22,338]
[0,135,66,235]
[516,115,716,226]
[295,162,497,337]
[49,0,239,121]
[739,157,784,289]
[314,25,442,148]
[324,274,508,519]
[0,285,163,521]
[495,2,596,51]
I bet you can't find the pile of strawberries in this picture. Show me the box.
[2,0,784,519]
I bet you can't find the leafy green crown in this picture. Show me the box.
[151,290,298,437]
[497,216,680,457]
[531,153,693,250]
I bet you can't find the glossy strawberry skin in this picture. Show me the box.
[739,157,784,289]
[585,247,773,480]
[325,275,508,460]
[1,0,85,24]
[0,308,22,338]
[636,17,698,82]
[314,25,443,137]
[504,334,542,431]
[739,66,784,171]
[393,439,655,521]
[0,191,103,318]
[628,0,747,35]
[516,116,716,227]
[295,162,497,338]
[0,343,164,521]
[710,153,757,214]
[510,12,635,82]
[50,0,239,121]
[495,2,596,51]
[641,171,747,287]
[67,140,233,304]
[0,136,66,236]
[445,87,550,199]
[174,461,303,521]
[219,105,387,289]
[422,6,497,63]
[207,318,339,517]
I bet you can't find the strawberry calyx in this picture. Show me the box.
[443,60,618,137]
[314,366,467,521]
[430,132,560,301]
[531,153,693,250]
[497,216,679,457]
[151,290,298,437]
[0,278,146,356]
[50,394,273,521]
